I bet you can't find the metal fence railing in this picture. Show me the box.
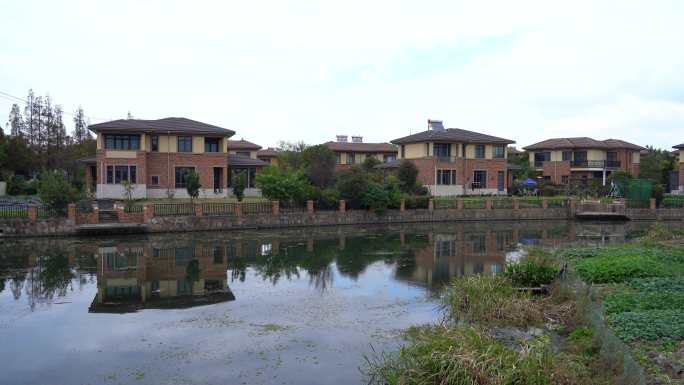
[462,198,486,209]
[123,205,143,214]
[626,199,650,209]
[0,204,28,218]
[518,198,543,209]
[492,198,514,209]
[546,198,569,209]
[242,201,272,215]
[280,201,306,213]
[202,202,238,216]
[154,203,195,216]
[434,199,458,209]
[660,196,684,209]
[405,196,430,209]
[38,205,67,218]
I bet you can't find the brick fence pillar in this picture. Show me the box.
[236,202,243,217]
[457,199,464,210]
[569,198,577,214]
[194,203,203,217]
[513,198,520,211]
[93,207,100,224]
[272,201,280,216]
[650,198,657,210]
[485,199,492,210]
[27,205,38,221]
[143,203,154,221]
[428,199,434,211]
[400,199,405,212]
[339,200,346,213]
[307,200,314,214]
[116,206,125,222]
[542,198,549,209]
[67,203,76,222]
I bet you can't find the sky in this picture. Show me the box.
[1,0,683,149]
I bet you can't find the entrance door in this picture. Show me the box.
[213,168,222,193]
[497,171,505,192]
[90,166,97,192]
[473,170,487,190]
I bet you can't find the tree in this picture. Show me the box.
[361,182,390,214]
[38,172,78,209]
[362,155,381,172]
[233,171,246,202]
[184,170,201,202]
[121,180,135,209]
[336,167,370,208]
[301,145,336,187]
[276,141,308,171]
[640,146,676,188]
[397,160,418,193]
[255,166,313,202]
[185,259,201,295]
[73,106,91,144]
[8,104,24,137]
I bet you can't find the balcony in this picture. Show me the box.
[571,160,621,169]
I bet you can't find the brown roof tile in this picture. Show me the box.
[227,139,261,150]
[391,128,514,145]
[257,148,279,157]
[524,137,645,151]
[88,117,234,136]
[323,141,397,153]
[674,143,684,149]
[228,154,268,167]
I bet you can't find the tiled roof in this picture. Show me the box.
[77,156,97,164]
[391,128,514,145]
[257,148,279,157]
[88,117,234,136]
[524,137,644,151]
[227,139,262,150]
[674,143,684,149]
[323,141,397,152]
[228,154,268,167]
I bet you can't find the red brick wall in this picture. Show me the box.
[95,150,148,185]
[406,158,507,189]
[145,153,227,190]
[541,161,571,184]
[679,164,684,189]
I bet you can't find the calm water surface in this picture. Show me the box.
[0,220,677,385]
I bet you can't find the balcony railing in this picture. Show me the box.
[571,160,621,169]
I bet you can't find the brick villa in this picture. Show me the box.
[323,135,397,172]
[84,117,266,199]
[523,137,645,185]
[387,120,515,196]
[674,142,684,194]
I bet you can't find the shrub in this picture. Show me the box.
[336,167,370,208]
[396,160,418,193]
[628,277,684,292]
[505,249,558,287]
[316,187,340,209]
[184,170,201,202]
[232,171,246,202]
[443,275,544,326]
[255,166,313,203]
[366,325,555,385]
[37,172,78,209]
[362,182,390,214]
[7,175,38,195]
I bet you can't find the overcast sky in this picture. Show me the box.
[1,0,682,149]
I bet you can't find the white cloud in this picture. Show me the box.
[0,0,682,149]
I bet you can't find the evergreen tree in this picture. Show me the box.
[8,104,24,137]
[72,106,90,143]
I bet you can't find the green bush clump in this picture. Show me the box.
[504,249,558,287]
[555,247,600,260]
[609,310,684,342]
[575,254,671,284]
[367,325,555,385]
[628,277,684,292]
[603,292,684,315]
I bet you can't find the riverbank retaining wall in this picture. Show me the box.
[0,199,682,237]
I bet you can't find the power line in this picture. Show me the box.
[0,89,111,122]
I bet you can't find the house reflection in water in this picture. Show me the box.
[90,243,235,313]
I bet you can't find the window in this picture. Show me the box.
[336,153,342,164]
[607,151,618,161]
[236,151,250,157]
[401,145,405,158]
[493,145,505,159]
[346,152,355,165]
[177,136,193,152]
[436,240,456,257]
[474,145,485,159]
[104,134,140,150]
[561,176,569,185]
[151,175,160,186]
[461,144,466,158]
[175,167,195,188]
[205,137,220,153]
[436,170,456,185]
[383,154,396,163]
[534,152,550,166]
[229,167,257,188]
[473,170,487,189]
[106,165,136,184]
[433,143,451,158]
[151,135,159,152]
[562,151,572,161]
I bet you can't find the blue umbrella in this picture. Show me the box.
[521,178,537,186]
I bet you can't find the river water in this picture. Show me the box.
[0,220,679,385]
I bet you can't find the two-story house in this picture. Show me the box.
[523,137,644,185]
[388,120,515,196]
[226,139,268,196]
[87,117,235,199]
[323,136,397,172]
[674,143,684,194]
[256,148,280,166]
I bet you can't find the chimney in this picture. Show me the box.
[428,119,445,131]
[336,135,348,143]
[351,136,363,143]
